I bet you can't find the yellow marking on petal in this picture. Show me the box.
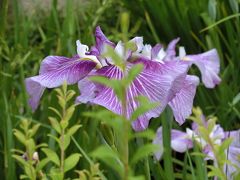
[81,57,102,69]
[181,57,191,61]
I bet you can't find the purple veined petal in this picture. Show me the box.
[76,76,98,104]
[25,78,45,111]
[153,127,193,160]
[129,60,189,130]
[88,46,99,56]
[168,75,200,125]
[225,146,240,179]
[185,49,221,88]
[164,38,180,61]
[133,58,189,102]
[154,60,189,101]
[171,129,193,152]
[130,58,189,127]
[36,56,97,87]
[95,26,115,54]
[77,60,186,131]
[151,44,162,59]
[25,56,97,111]
[225,129,240,148]
[131,114,152,132]
[78,65,123,114]
[153,127,164,160]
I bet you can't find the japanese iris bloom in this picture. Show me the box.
[153,117,240,179]
[25,26,220,131]
[134,38,221,125]
[25,26,188,131]
[75,27,189,131]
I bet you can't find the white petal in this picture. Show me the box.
[76,40,89,57]
[142,44,152,59]
[179,46,186,58]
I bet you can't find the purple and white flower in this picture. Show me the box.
[153,116,240,179]
[133,38,221,125]
[25,26,221,131]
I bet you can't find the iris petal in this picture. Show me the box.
[151,44,166,62]
[185,49,221,88]
[76,75,98,104]
[153,127,164,160]
[171,129,193,152]
[225,146,240,179]
[25,56,96,111]
[95,26,115,54]
[225,130,240,148]
[25,79,45,111]
[153,127,193,160]
[169,75,199,125]
[164,38,180,61]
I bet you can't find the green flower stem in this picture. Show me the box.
[162,106,174,180]
[122,89,129,180]
[194,144,207,180]
[137,138,151,180]
[60,86,67,179]
[60,129,65,178]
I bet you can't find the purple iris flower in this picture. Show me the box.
[76,27,189,131]
[25,26,187,131]
[224,129,240,178]
[133,38,221,125]
[153,117,240,179]
[25,26,220,131]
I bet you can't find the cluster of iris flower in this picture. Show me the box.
[153,115,240,179]
[25,26,221,131]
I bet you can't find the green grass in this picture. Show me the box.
[0,0,239,179]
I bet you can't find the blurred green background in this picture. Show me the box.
[0,0,239,179]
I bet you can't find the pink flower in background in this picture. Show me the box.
[153,116,240,179]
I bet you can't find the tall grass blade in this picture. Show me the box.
[162,107,174,180]
[3,93,16,180]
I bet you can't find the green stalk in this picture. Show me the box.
[149,157,165,179]
[194,144,207,180]
[12,0,20,45]
[144,11,160,43]
[60,86,67,178]
[0,0,8,36]
[136,138,151,180]
[122,84,129,180]
[3,93,16,180]
[20,64,30,115]
[144,157,151,180]
[60,129,65,178]
[162,106,174,180]
[186,150,196,180]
